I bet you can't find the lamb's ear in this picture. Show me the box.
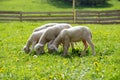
[53,45,58,52]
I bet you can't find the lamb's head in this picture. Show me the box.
[34,43,45,54]
[23,46,30,53]
[48,44,58,53]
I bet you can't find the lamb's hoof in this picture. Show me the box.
[60,54,68,57]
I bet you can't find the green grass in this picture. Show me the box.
[0,22,120,80]
[0,0,120,79]
[0,0,120,11]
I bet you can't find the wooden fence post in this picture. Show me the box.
[73,10,76,23]
[73,0,76,23]
[97,11,100,24]
[20,11,22,22]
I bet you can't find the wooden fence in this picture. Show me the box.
[0,10,120,24]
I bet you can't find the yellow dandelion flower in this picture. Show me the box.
[93,32,97,34]
[96,68,100,72]
[34,67,38,70]
[105,32,110,35]
[63,61,68,65]
[0,68,5,73]
[94,61,98,67]
[49,75,54,79]
[16,58,20,62]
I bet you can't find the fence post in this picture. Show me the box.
[73,0,76,23]
[73,10,76,23]
[97,11,100,24]
[20,11,22,22]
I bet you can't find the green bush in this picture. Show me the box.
[64,0,108,6]
[79,0,108,6]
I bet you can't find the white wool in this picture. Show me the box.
[34,23,72,54]
[48,26,96,56]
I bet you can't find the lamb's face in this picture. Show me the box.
[34,44,44,54]
[23,46,30,53]
[48,44,58,53]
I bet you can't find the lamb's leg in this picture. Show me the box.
[71,42,75,52]
[80,40,88,56]
[63,43,70,56]
[63,40,70,56]
[31,41,37,52]
[86,39,96,56]
[47,40,54,52]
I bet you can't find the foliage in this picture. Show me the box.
[0,0,120,79]
[0,0,120,11]
[78,0,108,6]
[59,0,109,6]
[0,22,120,80]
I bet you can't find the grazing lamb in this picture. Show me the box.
[23,29,46,53]
[23,23,57,53]
[34,23,72,55]
[33,23,58,32]
[48,26,96,56]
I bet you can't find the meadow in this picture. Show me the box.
[0,22,120,80]
[0,0,120,11]
[0,0,120,80]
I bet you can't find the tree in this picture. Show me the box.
[62,0,108,6]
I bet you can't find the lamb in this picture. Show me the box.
[34,23,72,55]
[23,23,57,53]
[48,26,96,57]
[33,23,58,32]
[23,29,46,53]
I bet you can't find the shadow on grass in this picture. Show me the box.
[27,47,114,59]
[48,0,113,9]
[29,48,91,58]
[48,0,72,8]
[76,2,113,9]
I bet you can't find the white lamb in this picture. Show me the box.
[48,26,96,56]
[23,23,57,53]
[34,23,72,55]
[23,29,46,53]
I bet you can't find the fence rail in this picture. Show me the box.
[0,10,120,24]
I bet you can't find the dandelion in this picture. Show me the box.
[105,32,110,35]
[96,68,100,72]
[49,75,54,79]
[93,32,97,34]
[34,67,38,70]
[94,61,99,67]
[0,68,5,73]
[16,58,20,62]
[63,61,68,65]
